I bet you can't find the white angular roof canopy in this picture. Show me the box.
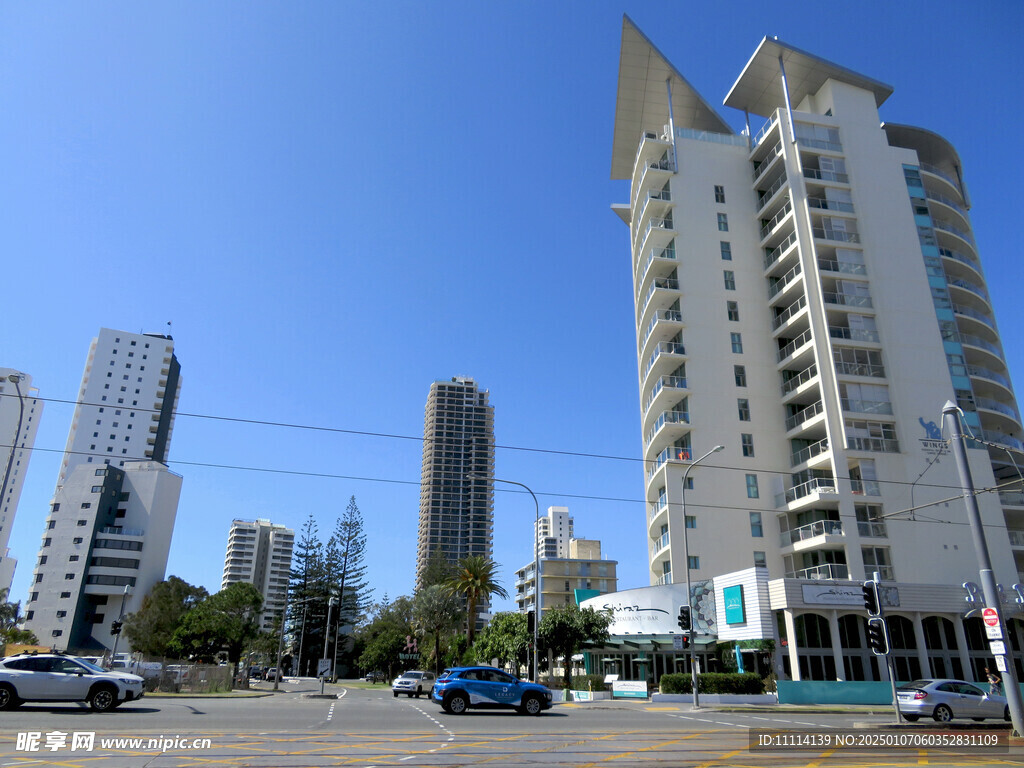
[611,15,733,180]
[724,36,893,117]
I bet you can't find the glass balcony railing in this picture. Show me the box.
[778,329,814,363]
[654,572,673,586]
[813,227,861,243]
[643,375,688,415]
[768,262,802,299]
[948,278,990,303]
[780,519,843,547]
[773,295,808,330]
[796,136,843,152]
[975,397,1021,422]
[851,479,882,496]
[927,190,969,219]
[968,365,1013,390]
[818,258,866,275]
[1008,530,1024,547]
[776,477,838,507]
[829,326,880,343]
[98,526,145,537]
[959,333,1003,358]
[648,498,668,524]
[807,196,854,213]
[642,342,687,382]
[919,162,961,191]
[760,198,794,240]
[933,219,976,247]
[979,430,1024,451]
[782,364,818,397]
[750,113,778,149]
[653,531,670,552]
[1000,491,1024,508]
[835,361,886,378]
[791,438,829,466]
[786,400,824,432]
[858,521,888,538]
[639,276,680,318]
[639,309,684,353]
[757,172,789,211]
[940,247,982,274]
[786,563,849,580]
[953,304,997,331]
[823,291,872,308]
[764,230,798,270]
[646,410,690,446]
[804,168,849,183]
[841,398,893,416]
[752,142,783,182]
[846,436,900,453]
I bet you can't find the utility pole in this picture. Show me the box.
[109,585,130,661]
[943,402,1024,736]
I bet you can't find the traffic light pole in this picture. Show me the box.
[865,574,901,724]
[109,585,130,663]
[943,403,1024,737]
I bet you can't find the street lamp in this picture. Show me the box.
[469,472,540,683]
[274,594,320,691]
[0,373,28,521]
[678,444,724,709]
[321,596,337,694]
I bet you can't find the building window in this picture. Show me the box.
[754,551,767,567]
[720,241,732,260]
[64,573,75,580]
[69,555,79,562]
[863,546,894,580]
[688,556,700,570]
[723,270,736,290]
[714,185,726,204]
[717,213,729,231]
[56,610,67,618]
[727,301,739,321]
[737,399,751,421]
[47,520,56,529]
[81,503,91,509]
[60,592,71,599]
[741,433,754,457]
[685,516,696,529]
[731,333,743,354]
[749,512,763,537]
[734,365,747,387]
[52,630,62,637]
[43,538,51,547]
[77,520,88,526]
[745,474,759,499]
[38,556,47,565]
[34,574,43,583]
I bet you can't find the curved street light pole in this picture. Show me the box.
[470,473,540,683]
[679,445,724,710]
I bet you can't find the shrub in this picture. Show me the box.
[570,674,606,691]
[659,672,764,695]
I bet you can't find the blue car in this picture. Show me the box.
[431,666,553,715]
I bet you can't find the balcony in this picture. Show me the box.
[643,375,688,418]
[824,290,872,311]
[654,572,673,586]
[829,326,880,344]
[780,519,844,548]
[778,328,814,364]
[648,498,668,526]
[98,526,145,537]
[752,142,783,184]
[639,309,684,356]
[807,197,854,214]
[933,219,976,247]
[763,231,798,271]
[760,198,794,242]
[757,172,789,212]
[1009,530,1024,548]
[750,113,779,150]
[635,243,678,286]
[841,398,893,416]
[968,365,1013,392]
[953,303,997,333]
[786,563,849,580]
[975,397,1021,424]
[776,477,838,508]
[652,531,670,555]
[642,341,687,384]
[1000,491,1024,508]
[785,401,824,432]
[940,247,983,276]
[979,430,1024,452]
[813,227,861,244]
[919,162,963,194]
[791,438,829,467]
[960,334,1004,360]
[768,262,802,301]
[782,364,818,398]
[803,168,849,184]
[846,436,900,453]
[772,295,808,330]
[818,257,866,276]
[835,360,886,378]
[645,409,690,448]
[634,216,676,254]
[632,154,674,207]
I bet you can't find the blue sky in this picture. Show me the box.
[3,2,1022,615]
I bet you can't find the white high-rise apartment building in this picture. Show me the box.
[0,370,42,595]
[23,329,183,651]
[536,506,574,559]
[222,519,295,633]
[613,19,1022,682]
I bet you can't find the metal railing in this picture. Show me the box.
[646,410,690,446]
[773,295,808,329]
[750,114,778,148]
[834,361,886,378]
[858,521,888,538]
[968,365,1013,390]
[781,519,843,547]
[933,219,976,246]
[791,438,829,466]
[782,364,818,397]
[953,303,996,331]
[850,479,882,496]
[847,436,900,453]
[642,341,687,382]
[786,400,824,432]
[812,227,861,243]
[841,398,893,415]
[763,230,798,270]
[778,328,813,362]
[818,258,866,275]
[829,326,880,343]
[804,168,849,183]
[643,375,688,415]
[786,563,849,580]
[757,172,789,210]
[976,397,1021,422]
[776,477,838,507]
[752,142,783,182]
[822,291,872,308]
[760,198,794,240]
[768,262,802,299]
[807,196,855,213]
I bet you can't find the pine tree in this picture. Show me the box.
[288,514,325,677]
[331,496,371,675]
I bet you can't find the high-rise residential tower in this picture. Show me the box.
[0,370,42,595]
[23,329,184,651]
[613,19,1022,681]
[415,377,495,620]
[222,518,295,633]
[536,506,574,559]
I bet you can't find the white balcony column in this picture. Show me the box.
[953,616,974,682]
[783,609,801,681]
[912,613,931,678]
[828,610,847,681]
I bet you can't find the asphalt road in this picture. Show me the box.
[0,678,1019,767]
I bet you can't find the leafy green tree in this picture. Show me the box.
[355,595,413,680]
[411,585,462,673]
[472,611,529,673]
[123,576,208,658]
[171,582,263,673]
[331,496,371,675]
[539,605,612,690]
[418,547,455,589]
[444,556,509,645]
[0,588,37,650]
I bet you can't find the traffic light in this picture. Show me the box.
[110,620,123,636]
[862,581,881,616]
[680,635,690,650]
[526,610,535,634]
[677,605,692,631]
[866,617,889,655]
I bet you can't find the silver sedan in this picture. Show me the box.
[896,679,1009,722]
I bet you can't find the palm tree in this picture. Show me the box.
[444,556,509,645]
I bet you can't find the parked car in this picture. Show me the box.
[896,679,1010,722]
[392,670,436,698]
[431,666,552,715]
[362,671,385,683]
[265,668,282,682]
[0,653,144,712]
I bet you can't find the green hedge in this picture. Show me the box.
[570,674,606,691]
[659,672,764,695]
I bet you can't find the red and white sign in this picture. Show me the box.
[983,608,1000,627]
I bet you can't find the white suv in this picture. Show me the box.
[392,670,436,697]
[0,653,145,712]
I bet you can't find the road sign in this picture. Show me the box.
[317,658,332,677]
[673,635,683,651]
[983,607,1003,639]
[996,656,1008,673]
[990,640,1007,655]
